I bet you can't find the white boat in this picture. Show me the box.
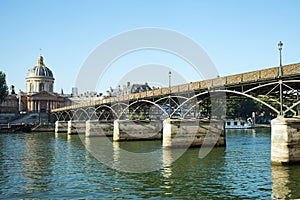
[224,119,252,129]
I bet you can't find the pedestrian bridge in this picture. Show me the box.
[51,63,300,121]
[51,63,300,164]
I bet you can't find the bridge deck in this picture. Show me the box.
[51,63,300,112]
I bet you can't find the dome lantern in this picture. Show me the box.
[37,55,44,67]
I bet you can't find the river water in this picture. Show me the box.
[1,128,300,199]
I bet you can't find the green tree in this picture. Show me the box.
[129,111,135,120]
[226,95,262,118]
[139,110,145,120]
[0,71,8,103]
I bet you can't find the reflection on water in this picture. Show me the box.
[22,134,54,194]
[0,133,56,198]
[272,165,300,199]
[0,129,300,199]
[223,129,272,199]
[83,136,164,173]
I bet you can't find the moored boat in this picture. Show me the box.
[224,119,252,129]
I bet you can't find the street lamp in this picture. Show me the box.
[278,41,283,77]
[278,41,283,115]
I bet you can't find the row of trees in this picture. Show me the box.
[0,71,8,104]
[198,95,276,121]
[222,95,277,123]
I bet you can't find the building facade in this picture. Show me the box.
[24,55,70,113]
[0,55,70,115]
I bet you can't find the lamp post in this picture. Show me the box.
[168,71,171,117]
[278,41,283,115]
[278,41,283,77]
[168,71,171,92]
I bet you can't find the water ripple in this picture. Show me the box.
[1,129,300,199]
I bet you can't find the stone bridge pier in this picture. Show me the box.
[271,116,300,164]
[113,120,162,141]
[54,118,226,149]
[86,120,113,137]
[163,118,225,148]
[55,121,68,133]
[67,120,86,135]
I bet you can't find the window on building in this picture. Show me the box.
[39,83,44,92]
[49,84,53,92]
[30,83,34,92]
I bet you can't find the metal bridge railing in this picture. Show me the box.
[51,63,300,113]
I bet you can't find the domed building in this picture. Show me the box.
[25,55,70,113]
[0,54,71,124]
[26,55,54,94]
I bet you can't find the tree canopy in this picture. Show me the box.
[0,71,8,103]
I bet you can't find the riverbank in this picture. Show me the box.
[0,124,31,133]
[0,123,55,133]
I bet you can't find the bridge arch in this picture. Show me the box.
[73,108,90,121]
[118,99,168,119]
[172,91,209,118]
[95,104,118,120]
[49,112,61,122]
[154,95,189,107]
[58,110,72,121]
[51,77,300,120]
[217,89,280,115]
[111,102,129,110]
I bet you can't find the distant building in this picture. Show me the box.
[0,85,18,113]
[71,87,78,97]
[106,82,153,97]
[127,82,152,94]
[0,55,70,115]
[24,55,70,113]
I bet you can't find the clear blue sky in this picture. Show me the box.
[0,0,299,94]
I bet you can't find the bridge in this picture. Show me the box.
[51,63,300,164]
